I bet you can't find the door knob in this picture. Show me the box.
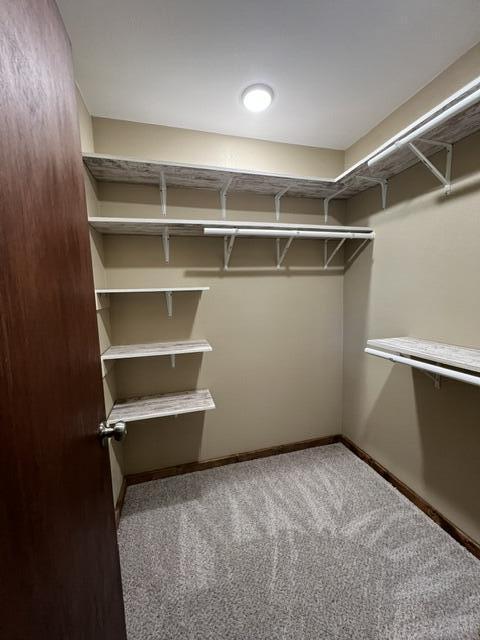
[98,421,127,447]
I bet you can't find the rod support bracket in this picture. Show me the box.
[160,172,167,216]
[164,290,173,318]
[162,226,170,263]
[409,140,453,195]
[223,233,236,269]
[358,175,388,209]
[276,236,293,268]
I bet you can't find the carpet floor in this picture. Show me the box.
[118,443,480,639]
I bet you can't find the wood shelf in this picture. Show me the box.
[107,389,215,425]
[95,287,209,294]
[102,339,212,361]
[367,337,480,374]
[88,216,373,237]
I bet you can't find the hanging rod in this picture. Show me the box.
[367,86,480,168]
[204,227,374,240]
[365,347,480,388]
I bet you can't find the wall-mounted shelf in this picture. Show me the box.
[84,78,480,215]
[102,339,211,369]
[95,287,209,317]
[365,337,480,389]
[107,389,215,425]
[89,217,374,269]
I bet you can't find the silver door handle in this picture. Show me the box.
[98,421,127,447]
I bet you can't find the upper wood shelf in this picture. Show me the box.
[367,337,480,374]
[107,389,215,425]
[83,80,480,205]
[88,216,373,237]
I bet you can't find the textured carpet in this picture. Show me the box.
[118,443,480,639]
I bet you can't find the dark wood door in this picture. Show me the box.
[0,1,127,638]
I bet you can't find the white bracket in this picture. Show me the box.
[170,354,176,368]
[347,238,369,264]
[223,234,236,269]
[358,175,388,209]
[164,291,173,318]
[274,187,289,222]
[324,184,349,223]
[220,177,233,220]
[324,237,346,269]
[408,139,453,195]
[276,237,293,268]
[162,226,170,263]
[401,353,442,390]
[160,172,167,216]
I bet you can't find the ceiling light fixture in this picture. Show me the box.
[242,84,274,112]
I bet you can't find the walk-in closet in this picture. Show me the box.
[2,1,480,638]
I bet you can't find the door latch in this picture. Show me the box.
[98,421,127,447]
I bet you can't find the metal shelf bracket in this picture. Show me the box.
[170,354,176,368]
[220,177,233,219]
[276,236,293,268]
[324,184,349,223]
[359,175,388,209]
[164,291,173,318]
[274,187,289,222]
[162,226,170,263]
[224,234,236,269]
[324,237,346,269]
[408,139,453,195]
[347,238,370,264]
[160,172,167,216]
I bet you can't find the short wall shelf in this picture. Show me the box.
[107,389,215,425]
[102,339,212,369]
[95,287,209,317]
[365,337,480,389]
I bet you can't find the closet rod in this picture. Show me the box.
[365,348,480,388]
[204,228,374,240]
[368,86,480,167]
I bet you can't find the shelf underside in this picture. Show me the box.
[102,339,212,361]
[89,217,373,237]
[367,337,480,374]
[107,389,215,425]
[83,87,480,201]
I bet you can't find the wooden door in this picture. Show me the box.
[0,1,127,638]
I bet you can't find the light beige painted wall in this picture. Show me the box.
[76,87,125,506]
[343,131,480,543]
[345,42,480,167]
[92,117,344,178]
[98,182,345,474]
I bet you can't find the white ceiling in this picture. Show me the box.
[57,0,480,150]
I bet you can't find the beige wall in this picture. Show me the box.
[345,42,480,168]
[76,87,125,506]
[343,131,480,543]
[92,117,344,178]
[98,181,345,474]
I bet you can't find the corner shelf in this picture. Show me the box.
[365,337,480,389]
[84,79,480,214]
[95,287,209,316]
[107,389,215,425]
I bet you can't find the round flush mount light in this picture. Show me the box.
[242,84,274,112]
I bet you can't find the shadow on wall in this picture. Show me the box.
[413,375,480,529]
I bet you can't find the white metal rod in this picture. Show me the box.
[368,86,480,167]
[365,348,480,388]
[204,227,374,240]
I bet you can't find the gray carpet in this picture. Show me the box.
[118,443,480,639]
